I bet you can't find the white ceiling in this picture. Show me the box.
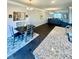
[8,0,72,9]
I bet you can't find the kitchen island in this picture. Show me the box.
[33,26,72,59]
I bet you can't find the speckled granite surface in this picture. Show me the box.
[33,26,72,59]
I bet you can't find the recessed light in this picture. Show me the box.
[51,1,55,4]
[27,7,29,10]
[51,47,54,51]
[27,7,34,10]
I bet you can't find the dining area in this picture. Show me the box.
[7,14,39,58]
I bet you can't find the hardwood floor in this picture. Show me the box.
[8,24,55,59]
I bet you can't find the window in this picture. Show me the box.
[53,13,62,19]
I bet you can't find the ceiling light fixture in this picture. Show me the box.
[51,1,55,4]
[29,0,32,4]
[26,0,34,10]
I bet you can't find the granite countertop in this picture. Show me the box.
[33,26,72,59]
